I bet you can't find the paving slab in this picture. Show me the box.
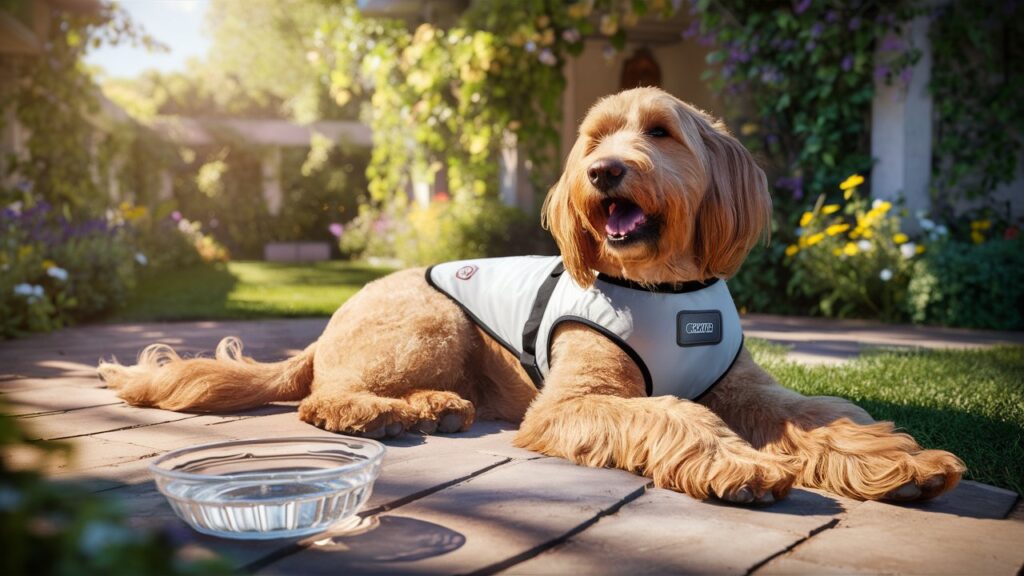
[265,457,651,575]
[759,498,1024,575]
[511,487,858,575]
[2,318,1022,575]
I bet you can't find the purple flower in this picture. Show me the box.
[874,65,890,80]
[781,39,797,51]
[848,17,861,30]
[805,40,817,52]
[841,55,854,71]
[810,23,824,38]
[682,20,700,40]
[171,211,182,222]
[328,222,344,238]
[899,67,913,84]
[793,0,811,15]
[776,176,804,200]
[826,10,839,23]
[880,35,904,52]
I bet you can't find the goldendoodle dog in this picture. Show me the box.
[99,87,964,505]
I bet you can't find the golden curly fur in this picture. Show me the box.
[98,87,964,504]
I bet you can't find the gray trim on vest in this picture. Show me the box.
[427,255,743,400]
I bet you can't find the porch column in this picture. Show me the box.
[262,146,283,215]
[870,15,934,224]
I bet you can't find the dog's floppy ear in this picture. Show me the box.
[542,139,599,287]
[685,112,771,279]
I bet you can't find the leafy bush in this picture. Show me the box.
[785,175,927,321]
[907,237,1024,330]
[338,197,551,266]
[0,405,230,575]
[0,199,225,338]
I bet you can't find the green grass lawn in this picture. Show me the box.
[747,339,1024,495]
[111,261,395,322]
[110,261,1022,494]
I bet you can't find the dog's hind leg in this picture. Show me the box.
[299,269,480,437]
[700,348,965,501]
[515,323,800,504]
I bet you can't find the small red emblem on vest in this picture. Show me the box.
[455,265,478,280]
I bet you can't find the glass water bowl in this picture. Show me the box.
[150,436,385,540]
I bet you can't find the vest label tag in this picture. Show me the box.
[676,310,723,347]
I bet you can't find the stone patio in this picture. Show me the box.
[1,317,1022,574]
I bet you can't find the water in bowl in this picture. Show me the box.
[162,469,372,540]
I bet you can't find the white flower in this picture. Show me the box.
[32,285,44,298]
[899,242,916,259]
[5,201,22,215]
[538,49,557,66]
[524,40,537,53]
[135,252,148,266]
[857,240,872,252]
[919,218,935,231]
[872,199,884,209]
[879,268,893,281]
[561,28,581,43]
[46,266,68,281]
[13,283,33,296]
[934,225,948,236]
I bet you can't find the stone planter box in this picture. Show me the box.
[263,242,331,262]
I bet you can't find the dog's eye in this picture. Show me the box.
[645,126,669,138]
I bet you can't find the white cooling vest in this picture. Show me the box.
[426,255,743,399]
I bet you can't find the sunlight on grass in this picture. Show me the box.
[749,339,1024,495]
[112,261,394,322]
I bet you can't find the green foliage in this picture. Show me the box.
[697,1,919,203]
[785,177,924,321]
[396,197,551,265]
[0,405,230,575]
[750,343,1024,495]
[907,237,1024,330]
[929,1,1024,206]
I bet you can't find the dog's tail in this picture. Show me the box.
[98,337,316,412]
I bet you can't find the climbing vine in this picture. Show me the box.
[929,0,1023,215]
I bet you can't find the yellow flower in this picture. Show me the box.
[832,247,842,256]
[17,245,33,261]
[41,259,56,270]
[822,204,840,215]
[840,174,864,191]
[843,242,858,256]
[844,188,854,200]
[805,232,826,246]
[861,228,874,239]
[799,211,814,227]
[826,223,850,236]
[915,245,926,254]
[970,219,991,230]
[893,232,909,244]
[876,200,892,212]
[971,230,985,244]
[785,244,799,257]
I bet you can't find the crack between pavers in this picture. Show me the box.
[17,401,125,418]
[41,413,204,441]
[744,516,842,575]
[461,481,654,576]
[240,456,518,574]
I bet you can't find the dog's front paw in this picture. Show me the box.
[403,390,475,434]
[706,454,800,506]
[298,392,417,439]
[881,449,965,502]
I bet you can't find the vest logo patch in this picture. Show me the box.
[455,265,479,280]
[677,310,722,347]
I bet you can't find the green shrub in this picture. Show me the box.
[785,175,924,321]
[339,197,551,266]
[907,237,1024,330]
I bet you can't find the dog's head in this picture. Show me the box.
[543,87,771,287]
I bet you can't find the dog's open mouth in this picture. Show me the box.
[603,198,656,244]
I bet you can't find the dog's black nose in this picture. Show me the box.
[588,158,628,192]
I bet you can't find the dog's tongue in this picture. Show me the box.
[605,201,646,237]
